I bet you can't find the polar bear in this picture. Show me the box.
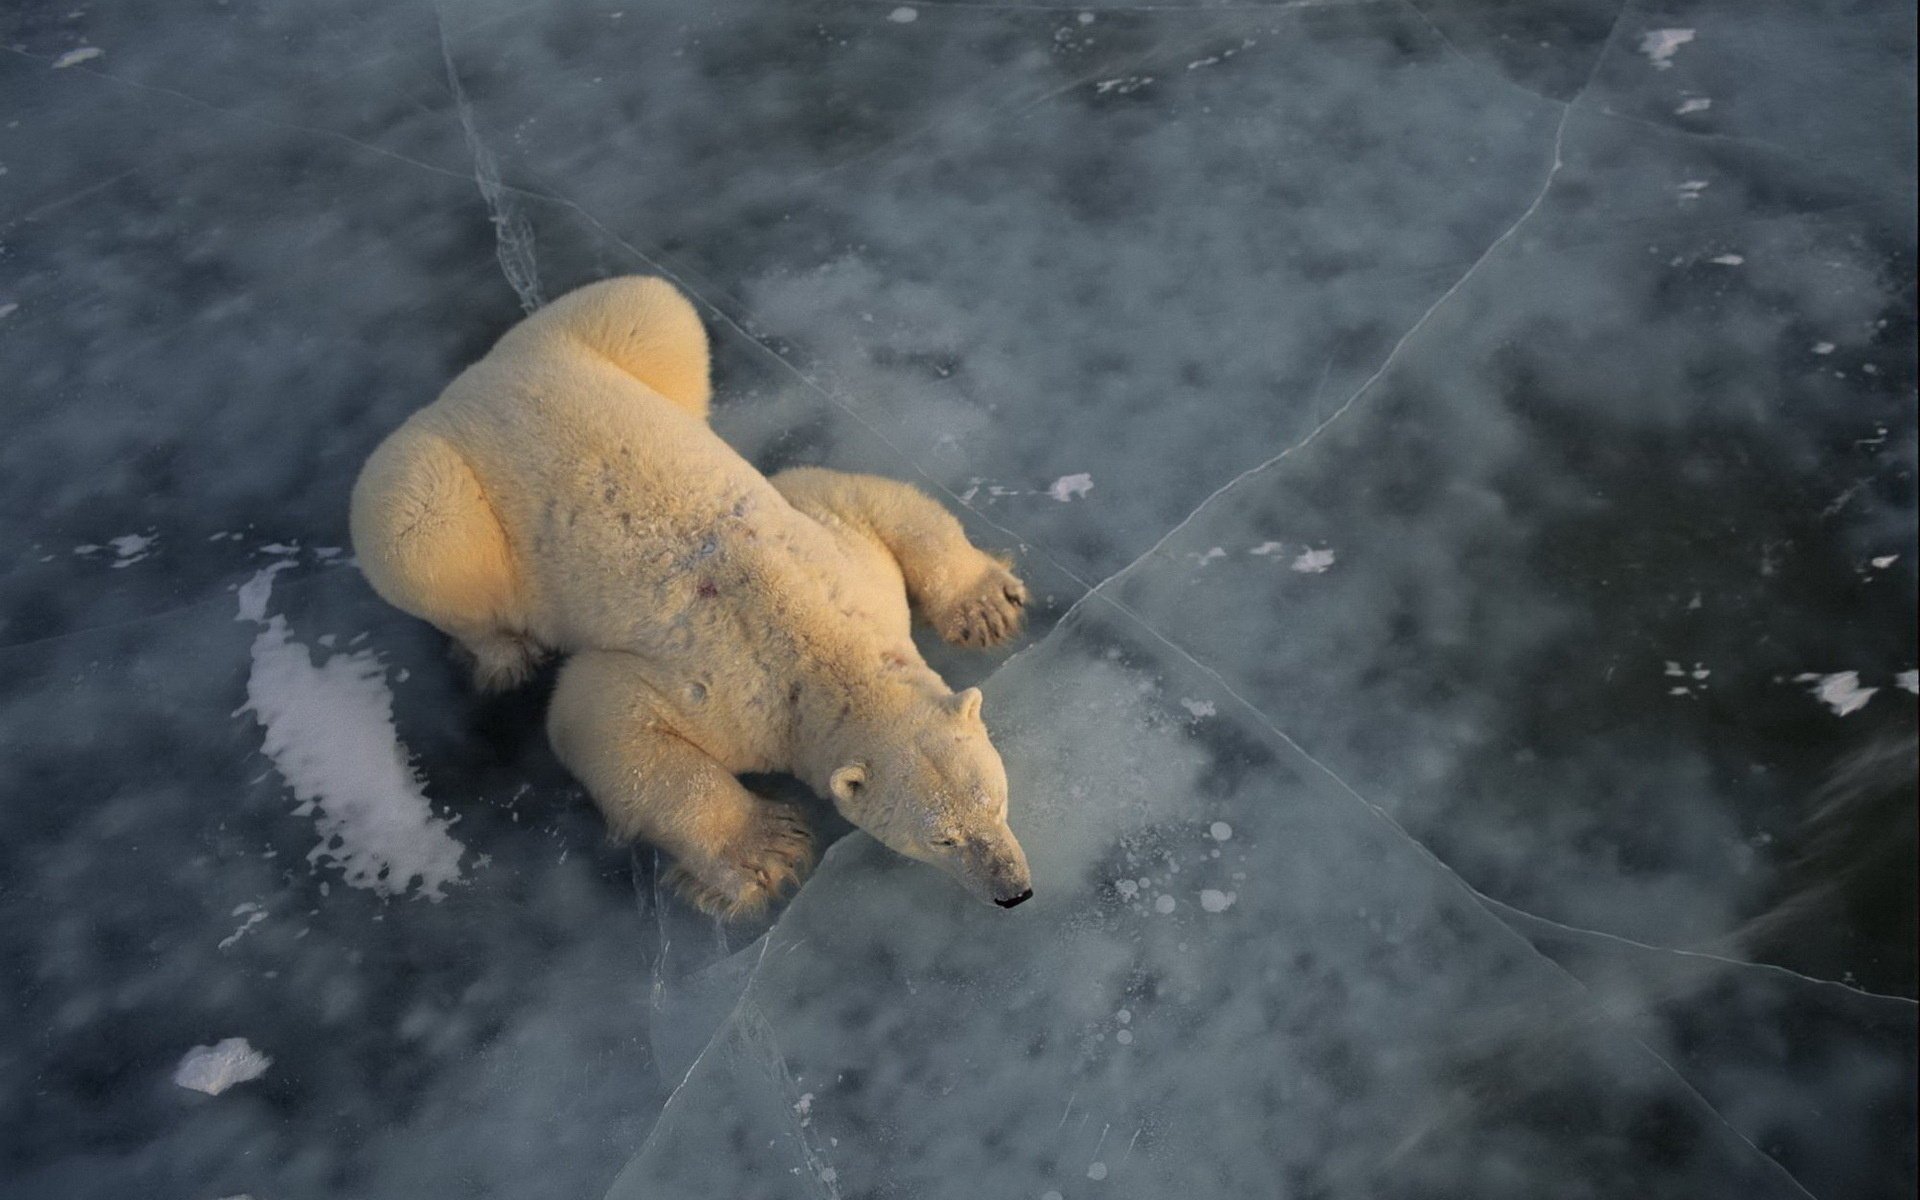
[350,276,1033,917]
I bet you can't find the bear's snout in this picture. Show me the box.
[958,827,1032,909]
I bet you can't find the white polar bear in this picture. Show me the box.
[349,277,1033,917]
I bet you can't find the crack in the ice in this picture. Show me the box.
[1100,592,1820,1196]
[0,567,341,658]
[976,5,1828,1189]
[1398,0,1592,110]
[1483,896,1918,1007]
[525,193,1107,603]
[0,45,483,189]
[1022,74,1577,648]
[612,855,846,1199]
[791,14,1234,191]
[1589,103,1920,206]
[747,1005,846,1200]
[434,10,543,314]
[986,0,1625,657]
[0,166,143,229]
[611,932,778,1193]
[1067,571,1916,1010]
[977,0,1905,1018]
[1402,0,1916,209]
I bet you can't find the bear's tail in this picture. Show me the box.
[509,275,713,421]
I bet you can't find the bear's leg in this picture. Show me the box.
[509,276,713,420]
[349,424,546,692]
[772,466,1028,648]
[549,651,814,919]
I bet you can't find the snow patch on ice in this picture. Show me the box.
[107,531,157,567]
[1709,253,1745,266]
[235,560,295,622]
[1794,671,1877,716]
[1199,889,1235,913]
[74,532,157,566]
[1179,698,1216,719]
[1674,97,1711,114]
[1896,670,1918,695]
[886,6,917,22]
[217,902,268,951]
[236,566,465,900]
[172,1038,271,1095]
[1291,547,1336,574]
[1639,28,1695,69]
[1047,472,1093,502]
[52,46,104,69]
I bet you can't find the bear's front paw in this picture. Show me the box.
[666,801,815,920]
[930,560,1028,648]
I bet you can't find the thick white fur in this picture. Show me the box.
[350,277,1032,917]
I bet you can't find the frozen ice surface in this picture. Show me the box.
[1,0,1914,1198]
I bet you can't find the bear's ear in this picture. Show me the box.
[829,763,868,804]
[949,687,984,723]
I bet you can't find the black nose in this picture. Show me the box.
[994,888,1034,909]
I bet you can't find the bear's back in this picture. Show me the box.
[409,331,872,667]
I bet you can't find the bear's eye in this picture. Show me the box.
[929,835,958,848]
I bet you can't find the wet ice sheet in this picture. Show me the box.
[599,2,1917,1196]
[611,616,1898,1197]
[1,0,1915,1197]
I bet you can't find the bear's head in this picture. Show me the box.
[824,686,1033,909]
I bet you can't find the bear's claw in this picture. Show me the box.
[667,801,816,920]
[932,562,1028,648]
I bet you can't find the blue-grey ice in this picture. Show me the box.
[1,1,1913,1198]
